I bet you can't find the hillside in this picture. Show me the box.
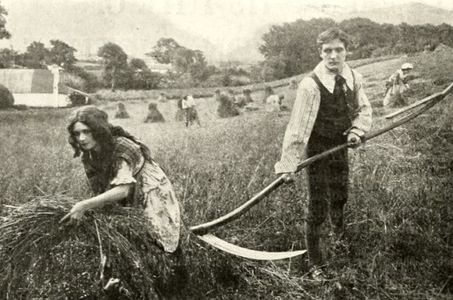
[340,2,453,25]
[1,42,453,298]
[0,0,218,60]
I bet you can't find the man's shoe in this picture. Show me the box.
[309,267,327,282]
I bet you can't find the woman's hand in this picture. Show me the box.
[60,201,89,224]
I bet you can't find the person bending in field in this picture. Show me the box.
[274,28,372,280]
[63,106,180,252]
[382,63,414,107]
[62,106,185,296]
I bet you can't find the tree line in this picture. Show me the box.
[259,17,453,80]
[0,2,452,91]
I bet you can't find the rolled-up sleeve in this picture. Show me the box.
[274,78,320,174]
[349,71,372,137]
[110,159,136,186]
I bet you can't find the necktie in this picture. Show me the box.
[334,75,346,99]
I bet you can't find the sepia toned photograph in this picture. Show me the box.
[0,0,452,298]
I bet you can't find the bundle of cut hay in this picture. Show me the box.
[144,103,165,123]
[0,195,188,300]
[217,94,240,118]
[114,103,130,119]
[0,83,14,109]
[174,98,185,122]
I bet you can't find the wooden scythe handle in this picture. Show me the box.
[189,83,453,235]
[385,83,453,119]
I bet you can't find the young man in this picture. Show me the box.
[274,28,372,274]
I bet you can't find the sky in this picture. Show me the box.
[0,0,452,60]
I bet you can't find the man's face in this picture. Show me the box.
[319,38,347,72]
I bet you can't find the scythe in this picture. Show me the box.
[190,83,453,260]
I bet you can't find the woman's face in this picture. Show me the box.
[72,121,98,151]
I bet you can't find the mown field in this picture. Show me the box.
[1,49,453,299]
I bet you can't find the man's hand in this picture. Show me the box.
[347,132,361,148]
[282,172,296,183]
[60,201,88,224]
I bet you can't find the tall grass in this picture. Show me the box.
[1,50,453,298]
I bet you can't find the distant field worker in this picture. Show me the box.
[182,95,201,127]
[265,94,284,112]
[242,89,254,104]
[144,102,165,123]
[383,63,414,107]
[235,88,254,109]
[242,89,260,111]
[274,28,372,278]
[263,86,274,103]
[114,102,130,119]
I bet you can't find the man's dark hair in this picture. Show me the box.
[316,27,351,49]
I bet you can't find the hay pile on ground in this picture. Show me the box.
[0,195,188,299]
[114,103,130,119]
[174,98,185,122]
[433,43,453,55]
[217,94,240,118]
[0,83,14,109]
[144,103,165,123]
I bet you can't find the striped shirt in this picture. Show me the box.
[274,62,372,174]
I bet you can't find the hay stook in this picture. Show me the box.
[0,195,187,299]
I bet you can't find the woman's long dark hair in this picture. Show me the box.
[67,106,153,161]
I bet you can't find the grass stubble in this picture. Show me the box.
[0,51,452,299]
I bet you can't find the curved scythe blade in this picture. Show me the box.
[195,234,306,260]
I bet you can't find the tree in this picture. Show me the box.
[147,38,180,64]
[22,41,49,68]
[0,48,17,68]
[48,40,77,68]
[0,5,11,40]
[147,38,212,86]
[127,58,161,89]
[339,18,387,59]
[97,42,128,91]
[129,58,148,71]
[259,18,336,79]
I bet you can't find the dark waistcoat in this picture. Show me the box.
[308,72,356,141]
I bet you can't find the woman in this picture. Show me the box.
[62,106,180,254]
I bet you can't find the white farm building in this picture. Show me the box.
[0,66,70,108]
